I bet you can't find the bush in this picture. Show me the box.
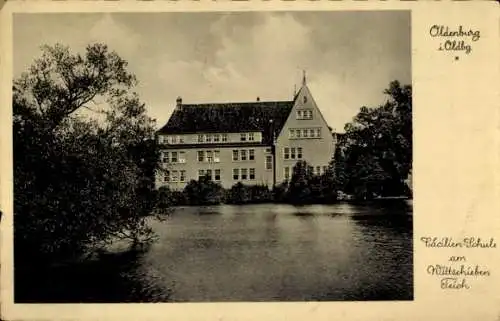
[183,176,224,205]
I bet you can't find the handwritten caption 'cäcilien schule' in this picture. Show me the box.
[420,237,496,248]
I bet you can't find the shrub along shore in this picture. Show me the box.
[156,160,412,209]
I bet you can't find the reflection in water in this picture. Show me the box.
[16,200,413,302]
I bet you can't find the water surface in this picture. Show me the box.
[16,200,413,302]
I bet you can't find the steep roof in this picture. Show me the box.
[157,100,295,144]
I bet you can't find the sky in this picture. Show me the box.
[13,11,411,133]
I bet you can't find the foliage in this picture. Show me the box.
[226,183,273,204]
[14,43,160,265]
[336,80,412,199]
[183,176,225,206]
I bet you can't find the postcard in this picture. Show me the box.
[1,1,499,320]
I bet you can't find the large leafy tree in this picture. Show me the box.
[14,43,161,264]
[338,80,412,199]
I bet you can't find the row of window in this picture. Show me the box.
[233,168,256,180]
[296,109,313,120]
[284,165,328,180]
[283,147,303,160]
[159,136,185,144]
[289,128,322,139]
[162,151,186,163]
[164,165,328,183]
[159,133,259,145]
[198,169,221,181]
[232,149,255,161]
[162,150,271,165]
[197,150,221,163]
[198,134,228,143]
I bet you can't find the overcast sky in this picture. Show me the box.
[14,11,411,132]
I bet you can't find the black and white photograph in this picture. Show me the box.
[12,11,413,303]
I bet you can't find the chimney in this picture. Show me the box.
[256,97,260,102]
[176,96,183,110]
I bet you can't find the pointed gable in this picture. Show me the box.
[158,100,295,144]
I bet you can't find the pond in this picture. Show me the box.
[15,200,413,302]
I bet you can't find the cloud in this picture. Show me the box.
[14,12,411,132]
[88,14,141,60]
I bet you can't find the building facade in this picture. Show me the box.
[156,78,336,190]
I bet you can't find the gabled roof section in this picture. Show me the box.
[158,100,296,144]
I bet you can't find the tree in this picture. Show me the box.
[287,161,315,204]
[337,80,412,199]
[13,43,161,264]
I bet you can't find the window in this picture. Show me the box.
[215,169,221,181]
[171,152,178,163]
[304,129,309,138]
[214,134,220,142]
[265,156,273,170]
[172,136,178,144]
[248,133,254,141]
[206,134,212,143]
[241,168,248,180]
[309,129,315,138]
[289,129,295,139]
[303,96,308,104]
[179,151,186,163]
[198,170,205,180]
[323,166,328,173]
[172,170,179,182]
[179,136,184,143]
[316,128,321,138]
[158,136,164,144]
[180,170,186,182]
[162,152,169,163]
[306,110,313,119]
[206,150,213,163]
[316,166,321,175]
[291,148,296,160]
[233,168,239,180]
[266,148,272,153]
[297,147,302,159]
[284,148,290,160]
[198,151,204,162]
[214,150,220,163]
[233,150,239,161]
[249,149,255,161]
[164,170,170,182]
[198,135,204,143]
[297,110,303,119]
[249,168,255,180]
[308,166,314,174]
[284,167,290,180]
[240,133,247,141]
[206,169,212,180]
[241,150,247,161]
[297,129,302,138]
[222,134,228,142]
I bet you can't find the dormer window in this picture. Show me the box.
[248,133,254,141]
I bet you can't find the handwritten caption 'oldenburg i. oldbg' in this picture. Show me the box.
[429,25,480,56]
